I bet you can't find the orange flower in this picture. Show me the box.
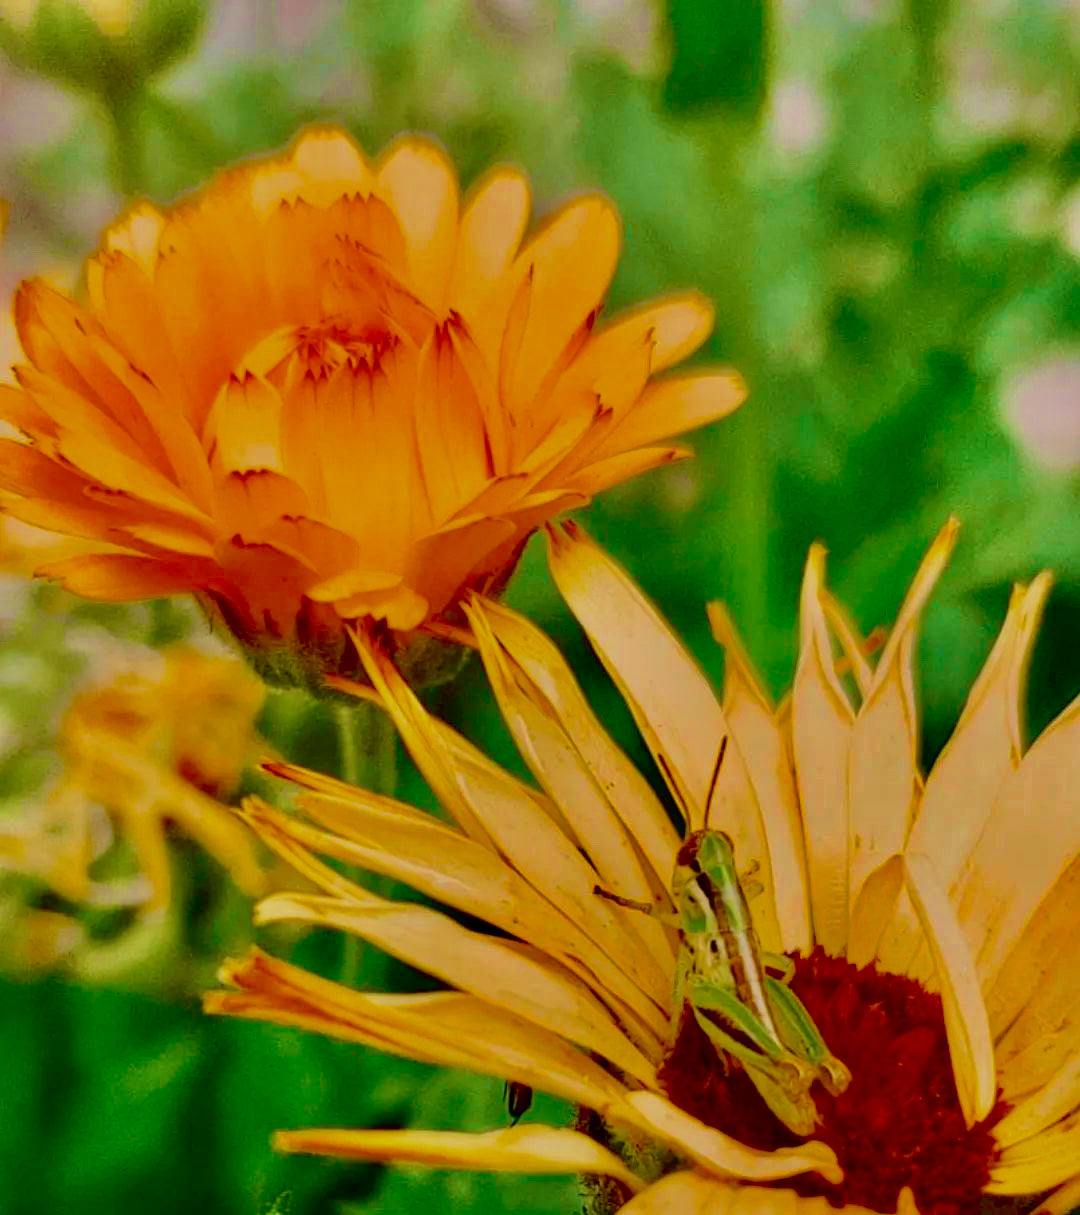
[0,127,744,686]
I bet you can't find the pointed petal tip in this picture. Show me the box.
[928,516,961,563]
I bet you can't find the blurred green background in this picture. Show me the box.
[2,0,1080,1211]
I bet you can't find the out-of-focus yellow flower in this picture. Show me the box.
[0,644,270,911]
[0,895,83,971]
[208,521,1080,1215]
[1,0,131,35]
[0,126,744,689]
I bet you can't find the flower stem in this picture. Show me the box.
[333,700,397,986]
[103,86,144,196]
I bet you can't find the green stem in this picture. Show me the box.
[333,700,398,987]
[334,700,397,791]
[142,90,225,170]
[103,86,144,196]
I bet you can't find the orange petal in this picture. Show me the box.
[451,166,532,318]
[376,137,460,311]
[507,195,620,415]
[591,291,716,376]
[205,372,284,475]
[36,553,213,599]
[597,370,746,455]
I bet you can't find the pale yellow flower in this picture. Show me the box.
[0,644,270,911]
[208,520,1079,1215]
[0,0,133,36]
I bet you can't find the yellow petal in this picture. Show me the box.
[921,574,1049,877]
[209,948,632,1116]
[986,1113,1080,1194]
[791,544,854,954]
[709,601,811,953]
[466,595,677,981]
[617,1170,728,1215]
[847,853,905,968]
[987,855,1080,1102]
[354,633,496,846]
[622,1092,842,1185]
[905,851,997,1125]
[952,685,1080,989]
[883,574,1051,979]
[244,792,659,1037]
[356,630,670,1045]
[273,1124,645,1192]
[1032,1174,1080,1215]
[547,521,784,951]
[847,522,956,928]
[255,890,658,1086]
[262,757,430,823]
[819,591,874,699]
[470,597,680,890]
[993,1051,1080,1148]
[621,1176,911,1215]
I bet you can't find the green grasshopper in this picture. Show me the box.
[602,739,851,1137]
[670,825,850,1135]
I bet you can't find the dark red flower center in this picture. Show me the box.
[658,948,1005,1215]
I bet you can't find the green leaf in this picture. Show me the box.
[662,0,769,119]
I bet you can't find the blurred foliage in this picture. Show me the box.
[2,0,1080,1211]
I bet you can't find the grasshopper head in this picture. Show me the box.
[676,829,735,873]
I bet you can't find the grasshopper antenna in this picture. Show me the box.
[655,737,729,832]
[703,735,729,829]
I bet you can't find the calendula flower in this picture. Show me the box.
[209,518,1080,1213]
[0,644,269,911]
[0,127,744,690]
